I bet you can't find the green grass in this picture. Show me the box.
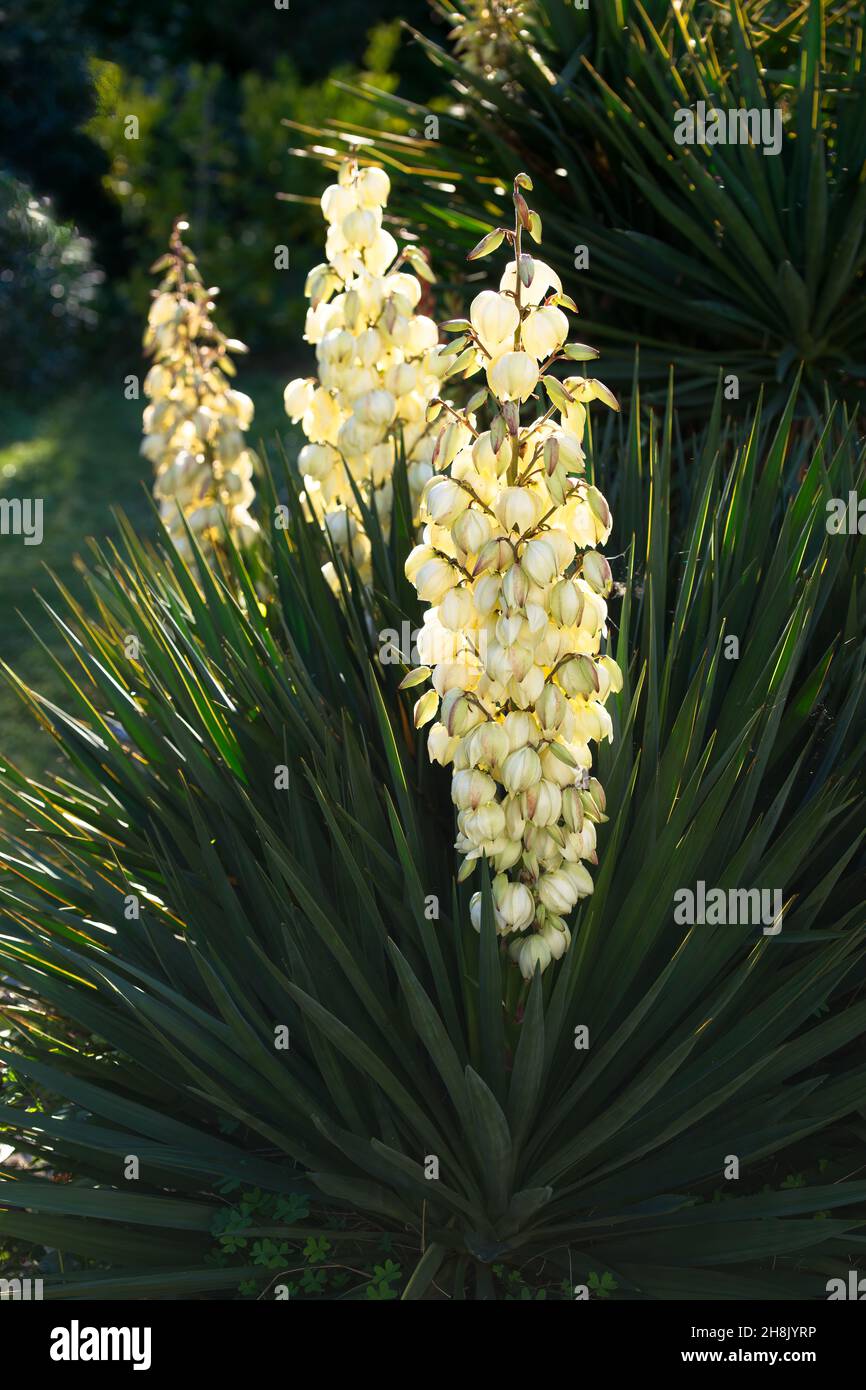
[0,367,291,774]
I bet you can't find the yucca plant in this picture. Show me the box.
[285,0,866,411]
[1,373,865,1299]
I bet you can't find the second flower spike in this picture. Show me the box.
[284,158,448,585]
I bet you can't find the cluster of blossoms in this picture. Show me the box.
[446,1,531,85]
[142,221,259,562]
[403,176,622,980]
[284,159,447,584]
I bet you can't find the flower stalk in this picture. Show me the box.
[404,176,622,979]
[284,159,447,586]
[142,219,260,563]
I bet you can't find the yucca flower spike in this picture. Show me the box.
[142,218,260,562]
[404,174,622,977]
[285,158,448,587]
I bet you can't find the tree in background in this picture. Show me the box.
[0,0,443,371]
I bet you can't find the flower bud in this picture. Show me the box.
[502,710,534,750]
[342,288,361,330]
[536,682,567,731]
[538,869,578,915]
[416,558,459,604]
[452,507,491,555]
[547,575,583,625]
[489,351,539,403]
[405,543,435,583]
[490,413,507,451]
[494,880,535,932]
[502,563,530,610]
[558,654,599,698]
[428,721,459,766]
[561,786,584,832]
[502,400,520,436]
[494,840,524,873]
[582,550,613,594]
[586,484,613,535]
[474,537,514,576]
[439,586,475,631]
[563,861,595,898]
[510,934,552,980]
[434,420,472,471]
[385,361,417,396]
[501,745,543,793]
[321,183,355,223]
[304,388,341,444]
[467,800,507,843]
[470,891,505,935]
[299,442,337,482]
[452,768,497,810]
[342,207,379,248]
[540,920,570,961]
[405,315,440,356]
[469,717,511,772]
[580,777,608,823]
[521,306,569,361]
[495,487,538,535]
[354,388,396,429]
[523,778,562,827]
[284,377,316,422]
[599,654,623,694]
[521,537,558,586]
[473,573,501,614]
[553,429,585,472]
[470,290,520,350]
[503,795,526,840]
[425,478,471,526]
[149,292,179,328]
[472,430,509,475]
[356,165,391,208]
[442,689,485,737]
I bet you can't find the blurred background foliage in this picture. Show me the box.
[0,0,439,358]
[3,0,864,398]
[0,0,440,771]
[0,372,291,775]
[82,27,404,347]
[0,173,104,395]
[290,0,866,412]
[1,0,864,761]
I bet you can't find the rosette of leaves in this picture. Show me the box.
[0,374,865,1299]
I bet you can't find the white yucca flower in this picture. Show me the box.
[403,175,622,978]
[285,158,447,586]
[142,219,260,563]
